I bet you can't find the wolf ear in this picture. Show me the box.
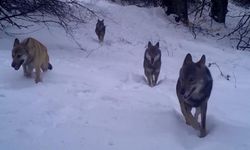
[25,38,30,45]
[197,55,206,66]
[148,41,153,48]
[183,53,192,65]
[13,38,20,47]
[155,42,159,48]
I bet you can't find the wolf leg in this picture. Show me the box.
[178,100,191,125]
[194,107,201,122]
[146,75,153,87]
[153,70,160,86]
[22,64,28,76]
[41,63,48,72]
[149,75,154,87]
[26,64,33,77]
[35,66,42,83]
[144,69,153,87]
[199,102,207,138]
[23,64,32,77]
[185,105,201,130]
[98,35,101,42]
[100,35,104,43]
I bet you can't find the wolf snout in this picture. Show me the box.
[13,64,20,70]
[11,60,24,70]
[11,62,15,68]
[11,62,18,70]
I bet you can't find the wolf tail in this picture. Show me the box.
[48,63,53,70]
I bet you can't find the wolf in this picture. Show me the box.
[95,19,106,42]
[11,37,52,83]
[143,41,161,87]
[176,53,213,137]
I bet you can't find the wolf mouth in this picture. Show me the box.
[12,60,24,70]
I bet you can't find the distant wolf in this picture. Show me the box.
[11,37,53,83]
[176,53,213,137]
[143,41,161,87]
[95,19,106,42]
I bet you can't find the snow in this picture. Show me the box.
[0,1,250,150]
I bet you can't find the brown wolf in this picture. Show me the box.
[176,53,213,137]
[11,37,52,83]
[95,19,106,42]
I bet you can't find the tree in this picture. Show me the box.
[210,0,228,23]
[0,0,98,50]
[221,13,250,50]
[161,0,188,24]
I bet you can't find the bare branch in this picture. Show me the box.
[208,62,230,80]
[0,0,98,50]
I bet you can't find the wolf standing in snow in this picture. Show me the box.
[176,53,213,137]
[11,37,52,83]
[143,41,161,87]
[95,19,106,43]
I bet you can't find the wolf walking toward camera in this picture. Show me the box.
[176,53,213,137]
[143,41,161,87]
[95,19,106,43]
[11,37,52,83]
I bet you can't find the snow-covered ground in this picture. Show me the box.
[0,1,250,150]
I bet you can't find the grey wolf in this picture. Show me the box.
[176,53,213,137]
[95,19,106,42]
[143,41,161,87]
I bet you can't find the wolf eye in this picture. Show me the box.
[17,54,22,58]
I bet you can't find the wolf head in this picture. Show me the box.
[178,53,207,100]
[145,41,161,65]
[11,38,28,70]
[96,19,105,29]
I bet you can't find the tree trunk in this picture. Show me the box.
[162,0,189,24]
[210,0,228,23]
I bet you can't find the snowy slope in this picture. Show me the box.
[0,1,250,150]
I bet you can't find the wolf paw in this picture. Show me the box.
[199,130,207,138]
[192,122,201,130]
[35,78,42,83]
[24,73,32,78]
[185,120,191,126]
